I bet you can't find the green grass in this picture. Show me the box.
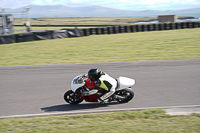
[0,109,200,133]
[13,17,157,25]
[14,26,69,31]
[0,28,200,66]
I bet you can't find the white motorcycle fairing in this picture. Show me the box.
[71,75,135,92]
[116,76,135,91]
[71,75,85,92]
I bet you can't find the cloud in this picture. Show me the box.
[1,0,200,10]
[0,0,32,9]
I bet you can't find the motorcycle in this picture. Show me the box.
[64,74,135,104]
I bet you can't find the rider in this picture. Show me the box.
[83,68,117,103]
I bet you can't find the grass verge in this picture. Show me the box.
[0,28,200,66]
[13,17,157,25]
[0,109,200,133]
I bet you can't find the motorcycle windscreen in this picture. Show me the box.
[116,76,135,90]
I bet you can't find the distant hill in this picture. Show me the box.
[4,5,200,18]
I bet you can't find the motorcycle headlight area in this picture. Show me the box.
[73,75,87,84]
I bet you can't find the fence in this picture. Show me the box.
[0,22,199,44]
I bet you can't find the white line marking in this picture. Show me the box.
[0,105,200,119]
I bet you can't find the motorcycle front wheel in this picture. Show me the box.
[64,90,83,104]
[115,88,134,103]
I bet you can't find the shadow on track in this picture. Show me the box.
[41,102,123,112]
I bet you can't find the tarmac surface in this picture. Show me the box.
[166,106,200,115]
[0,59,200,118]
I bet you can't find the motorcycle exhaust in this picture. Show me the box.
[113,94,125,100]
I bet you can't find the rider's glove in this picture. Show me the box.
[82,91,89,96]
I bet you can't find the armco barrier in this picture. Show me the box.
[0,22,199,44]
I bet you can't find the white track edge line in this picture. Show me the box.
[0,105,200,119]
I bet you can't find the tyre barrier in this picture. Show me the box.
[107,27,113,34]
[124,26,131,32]
[51,30,68,39]
[158,23,164,31]
[99,27,107,34]
[130,25,136,32]
[95,28,101,35]
[0,34,15,44]
[164,23,170,30]
[147,24,153,31]
[118,26,125,33]
[153,24,159,31]
[82,29,90,36]
[186,22,193,28]
[15,32,34,43]
[192,22,199,28]
[175,23,181,29]
[169,23,176,30]
[0,22,199,44]
[89,28,96,35]
[136,25,142,32]
[181,22,187,29]
[112,26,119,34]
[64,28,82,37]
[33,30,52,41]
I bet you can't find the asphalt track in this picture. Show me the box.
[0,59,200,118]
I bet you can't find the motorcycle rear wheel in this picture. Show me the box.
[115,88,134,103]
[64,90,83,104]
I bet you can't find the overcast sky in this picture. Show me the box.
[0,0,200,10]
